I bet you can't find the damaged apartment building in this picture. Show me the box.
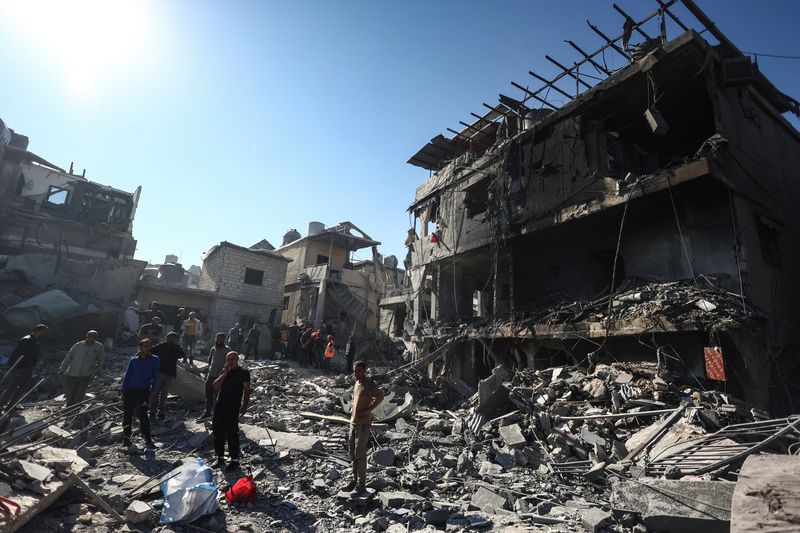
[402,0,800,414]
[279,221,384,339]
[0,118,146,328]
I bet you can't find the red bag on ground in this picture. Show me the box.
[225,475,257,504]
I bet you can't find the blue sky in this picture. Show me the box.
[1,1,798,267]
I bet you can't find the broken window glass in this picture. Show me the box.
[46,186,69,205]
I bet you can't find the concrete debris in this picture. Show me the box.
[1,6,800,532]
[124,500,152,524]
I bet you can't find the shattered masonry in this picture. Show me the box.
[398,4,800,415]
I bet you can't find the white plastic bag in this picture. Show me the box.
[160,457,218,523]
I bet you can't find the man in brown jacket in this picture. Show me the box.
[344,360,384,496]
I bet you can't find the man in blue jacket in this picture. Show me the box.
[121,338,160,450]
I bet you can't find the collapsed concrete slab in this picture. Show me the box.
[172,363,206,404]
[612,478,733,533]
[240,424,324,454]
[730,454,800,532]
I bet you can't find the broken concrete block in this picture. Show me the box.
[470,486,506,513]
[378,491,424,508]
[580,426,606,447]
[42,425,71,440]
[125,500,152,524]
[371,516,389,531]
[16,460,51,482]
[498,423,526,449]
[478,462,502,476]
[612,478,733,532]
[425,508,451,525]
[582,378,607,399]
[371,448,395,467]
[581,507,612,532]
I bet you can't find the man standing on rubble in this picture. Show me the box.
[345,335,356,375]
[182,311,201,364]
[345,360,384,496]
[120,339,159,450]
[243,323,260,360]
[58,330,104,407]
[197,332,229,421]
[149,332,184,421]
[0,324,48,413]
[227,323,243,352]
[138,316,164,345]
[299,324,313,367]
[211,351,250,470]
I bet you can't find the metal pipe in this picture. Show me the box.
[0,378,44,425]
[565,40,611,75]
[0,358,22,391]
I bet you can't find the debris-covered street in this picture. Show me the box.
[2,0,800,532]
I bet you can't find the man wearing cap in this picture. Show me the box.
[149,331,185,421]
[58,330,105,407]
[0,324,48,412]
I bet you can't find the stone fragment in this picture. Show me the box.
[478,462,502,476]
[580,507,612,532]
[378,491,424,508]
[42,425,72,439]
[580,426,607,447]
[371,448,395,467]
[425,508,451,525]
[16,460,51,482]
[326,468,340,480]
[125,500,152,524]
[493,452,514,470]
[470,486,506,513]
[582,378,607,399]
[371,516,389,531]
[498,423,526,449]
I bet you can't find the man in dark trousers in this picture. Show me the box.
[243,324,260,360]
[299,325,313,367]
[345,335,356,375]
[149,332,184,421]
[227,323,243,352]
[197,333,228,421]
[121,339,160,450]
[345,360,384,496]
[211,352,250,470]
[0,324,48,413]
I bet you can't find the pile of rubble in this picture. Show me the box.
[1,344,798,532]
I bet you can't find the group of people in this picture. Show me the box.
[138,302,202,363]
[1,318,384,496]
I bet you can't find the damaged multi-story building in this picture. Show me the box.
[278,221,382,339]
[402,1,800,414]
[0,118,146,320]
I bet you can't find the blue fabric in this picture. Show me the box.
[121,353,160,393]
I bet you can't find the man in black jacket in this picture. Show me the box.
[0,324,48,413]
[149,332,184,421]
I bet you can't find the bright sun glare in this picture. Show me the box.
[2,0,154,98]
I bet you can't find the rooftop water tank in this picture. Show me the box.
[158,263,185,283]
[164,254,179,264]
[384,255,399,269]
[283,229,301,245]
[308,221,325,236]
[522,108,553,130]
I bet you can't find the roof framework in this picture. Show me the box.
[408,0,800,171]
